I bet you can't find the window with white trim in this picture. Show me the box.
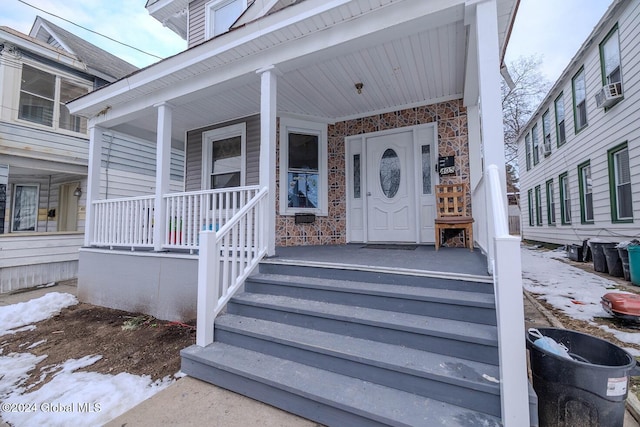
[18,64,89,133]
[202,123,246,189]
[205,0,247,39]
[279,118,328,216]
[12,184,39,232]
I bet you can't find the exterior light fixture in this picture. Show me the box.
[74,187,82,197]
[355,82,363,94]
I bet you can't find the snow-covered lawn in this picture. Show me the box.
[522,245,640,355]
[0,292,176,427]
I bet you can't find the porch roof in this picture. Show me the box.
[68,0,517,144]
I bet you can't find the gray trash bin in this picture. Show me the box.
[527,328,638,427]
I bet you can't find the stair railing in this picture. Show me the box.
[196,187,268,347]
[486,164,530,426]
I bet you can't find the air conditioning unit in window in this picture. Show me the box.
[542,143,552,156]
[595,82,623,108]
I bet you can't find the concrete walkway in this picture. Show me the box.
[1,279,639,426]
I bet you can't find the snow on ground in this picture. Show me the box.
[522,245,640,354]
[0,292,77,336]
[0,293,176,427]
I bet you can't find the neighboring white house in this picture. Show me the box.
[518,0,639,246]
[0,17,184,293]
[67,1,530,425]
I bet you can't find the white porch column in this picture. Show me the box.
[153,102,173,251]
[257,66,277,256]
[84,124,103,247]
[476,2,529,427]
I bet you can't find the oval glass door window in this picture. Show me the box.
[379,149,401,198]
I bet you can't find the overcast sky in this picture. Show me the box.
[2,0,614,80]
[504,0,613,82]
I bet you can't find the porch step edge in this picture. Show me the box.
[260,258,493,284]
[247,273,496,308]
[216,314,501,395]
[181,343,502,427]
[228,293,498,347]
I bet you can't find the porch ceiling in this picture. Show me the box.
[73,0,517,143]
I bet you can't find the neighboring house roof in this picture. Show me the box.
[29,16,138,82]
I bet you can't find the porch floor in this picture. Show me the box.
[269,244,490,278]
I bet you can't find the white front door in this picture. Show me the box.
[366,131,417,242]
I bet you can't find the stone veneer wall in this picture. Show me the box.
[275,99,470,247]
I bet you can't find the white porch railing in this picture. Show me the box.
[163,186,260,250]
[196,187,268,347]
[91,195,155,248]
[486,164,529,426]
[89,187,261,250]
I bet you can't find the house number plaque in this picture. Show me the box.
[438,156,455,175]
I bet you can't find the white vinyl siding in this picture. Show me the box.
[518,1,640,245]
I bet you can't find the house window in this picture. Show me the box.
[532,124,540,165]
[578,161,594,223]
[12,184,39,232]
[202,123,246,190]
[279,118,328,216]
[205,0,247,39]
[528,189,534,227]
[555,93,566,146]
[542,110,552,156]
[535,185,542,226]
[18,65,89,133]
[546,179,556,225]
[559,172,571,224]
[600,26,621,87]
[608,143,633,222]
[572,68,588,132]
[525,133,532,171]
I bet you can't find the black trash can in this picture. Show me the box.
[619,247,631,281]
[527,328,637,427]
[603,245,624,277]
[590,242,611,273]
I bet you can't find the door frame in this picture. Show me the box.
[345,123,438,243]
[58,181,80,232]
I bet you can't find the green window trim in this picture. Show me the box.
[546,179,556,225]
[535,185,542,226]
[528,189,534,226]
[572,67,588,134]
[577,160,594,224]
[559,172,571,225]
[599,24,621,87]
[555,93,566,147]
[608,142,633,223]
[542,110,552,156]
[532,123,540,165]
[525,133,532,171]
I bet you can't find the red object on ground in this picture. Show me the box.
[601,292,640,323]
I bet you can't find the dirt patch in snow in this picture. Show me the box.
[0,302,195,391]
